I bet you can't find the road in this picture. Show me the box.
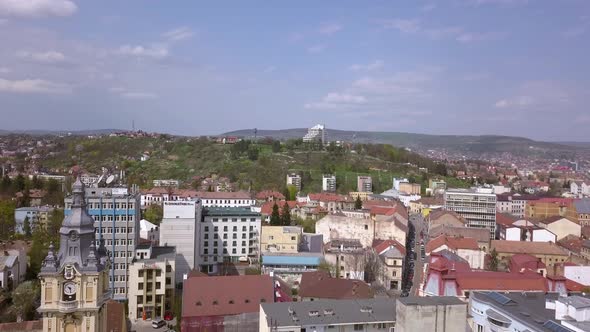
[409,214,424,296]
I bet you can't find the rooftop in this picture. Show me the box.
[398,296,464,306]
[261,298,396,327]
[574,199,590,214]
[203,206,260,217]
[299,271,373,300]
[262,253,323,266]
[426,235,480,252]
[491,240,569,256]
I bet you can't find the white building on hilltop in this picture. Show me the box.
[322,174,336,192]
[303,124,326,145]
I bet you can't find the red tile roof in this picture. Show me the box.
[182,275,274,317]
[509,254,546,273]
[255,190,285,200]
[372,239,406,255]
[495,213,517,226]
[369,206,397,216]
[362,200,397,208]
[298,271,373,300]
[557,235,583,254]
[565,278,587,292]
[538,216,577,225]
[429,210,466,224]
[426,235,480,253]
[453,271,548,292]
[309,193,352,202]
[260,201,300,215]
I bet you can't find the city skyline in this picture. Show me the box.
[0,0,589,140]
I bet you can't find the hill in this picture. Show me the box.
[223,128,587,157]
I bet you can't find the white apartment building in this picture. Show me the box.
[198,207,261,274]
[159,200,201,281]
[152,179,180,188]
[198,191,255,207]
[286,173,302,191]
[496,193,538,218]
[357,176,372,193]
[302,124,326,145]
[571,181,590,197]
[128,245,176,321]
[444,188,497,239]
[322,174,336,192]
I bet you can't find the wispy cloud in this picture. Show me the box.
[0,67,10,73]
[0,0,77,18]
[495,95,534,108]
[470,0,528,5]
[349,60,384,72]
[163,27,195,42]
[378,19,421,33]
[17,50,68,64]
[117,44,169,59]
[0,77,71,94]
[110,87,158,100]
[305,92,367,110]
[307,44,326,54]
[379,18,501,43]
[456,31,503,43]
[318,23,342,35]
[494,80,571,110]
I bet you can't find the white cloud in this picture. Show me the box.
[0,77,71,94]
[494,96,534,108]
[17,50,67,64]
[305,92,367,110]
[471,0,528,5]
[349,60,384,72]
[163,27,194,42]
[318,23,342,35]
[117,44,169,59]
[379,18,501,43]
[307,44,326,54]
[0,0,77,18]
[456,32,502,43]
[120,92,158,100]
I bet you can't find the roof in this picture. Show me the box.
[559,295,590,309]
[429,210,466,224]
[429,225,490,243]
[398,296,464,306]
[139,219,158,231]
[369,206,398,216]
[509,254,546,272]
[426,235,479,253]
[299,271,373,300]
[182,275,274,317]
[583,226,590,239]
[373,239,406,256]
[491,240,569,256]
[309,193,353,202]
[454,271,548,292]
[255,190,285,200]
[260,200,300,215]
[557,235,583,254]
[105,300,126,332]
[197,191,252,199]
[574,199,590,214]
[537,215,577,225]
[261,298,396,327]
[496,213,518,226]
[262,253,323,266]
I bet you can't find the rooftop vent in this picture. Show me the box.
[292,316,299,322]
[360,306,373,313]
[212,300,218,305]
[324,309,334,316]
[288,306,294,314]
[229,300,234,304]
[308,310,320,317]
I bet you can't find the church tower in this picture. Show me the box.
[38,177,111,332]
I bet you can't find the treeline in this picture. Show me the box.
[0,174,65,207]
[354,144,448,176]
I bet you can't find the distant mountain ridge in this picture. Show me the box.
[223,128,589,155]
[0,129,124,136]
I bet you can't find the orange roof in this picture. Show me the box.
[369,206,397,216]
[491,240,569,256]
[255,190,285,200]
[454,271,548,292]
[496,213,517,226]
[426,235,479,253]
[299,271,373,300]
[260,201,299,215]
[373,239,406,255]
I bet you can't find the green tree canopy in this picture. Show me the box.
[9,281,40,321]
[144,204,163,224]
[355,195,363,209]
[0,200,16,240]
[270,203,281,226]
[281,202,291,226]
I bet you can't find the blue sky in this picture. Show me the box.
[0,0,588,141]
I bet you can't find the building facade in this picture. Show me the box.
[198,207,261,274]
[38,178,111,332]
[302,124,326,145]
[444,188,497,239]
[128,245,175,321]
[286,173,302,191]
[357,176,373,193]
[260,226,302,254]
[65,186,140,301]
[322,174,336,192]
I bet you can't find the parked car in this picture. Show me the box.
[152,318,166,329]
[164,312,173,321]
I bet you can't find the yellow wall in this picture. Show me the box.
[260,226,302,253]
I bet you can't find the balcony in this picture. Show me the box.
[59,300,79,313]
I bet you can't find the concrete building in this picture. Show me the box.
[302,124,326,145]
[526,197,578,221]
[261,253,323,277]
[198,207,261,274]
[491,240,570,268]
[159,200,200,281]
[427,179,447,196]
[571,181,590,197]
[14,206,53,234]
[0,250,26,290]
[357,176,372,193]
[498,219,557,243]
[496,193,539,218]
[470,291,590,332]
[286,173,302,191]
[65,185,140,300]
[536,216,581,241]
[396,297,467,332]
[425,235,485,269]
[399,182,421,195]
[139,218,159,245]
[348,191,372,202]
[128,244,175,321]
[324,239,365,280]
[152,179,180,188]
[574,199,590,226]
[198,191,255,208]
[260,226,302,254]
[373,239,405,291]
[322,174,336,192]
[444,188,497,239]
[260,298,396,332]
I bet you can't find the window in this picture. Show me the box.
[269,236,274,240]
[232,248,237,254]
[204,226,209,232]
[138,283,143,290]
[204,241,209,247]
[223,234,227,239]
[242,248,246,254]
[166,265,172,273]
[204,234,209,239]
[232,241,237,246]
[242,233,246,239]
[233,234,237,239]
[291,236,296,240]
[204,249,209,254]
[364,225,368,230]
[242,241,246,246]
[393,270,397,277]
[214,226,219,232]
[222,218,228,222]
[223,226,228,231]
[156,282,161,289]
[353,324,364,331]
[232,218,237,222]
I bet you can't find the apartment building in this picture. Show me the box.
[357,176,372,193]
[286,173,302,191]
[260,226,302,254]
[65,186,140,300]
[152,179,180,188]
[128,245,176,321]
[14,205,54,234]
[198,207,261,274]
[302,124,326,145]
[444,188,497,239]
[199,191,255,207]
[159,200,201,281]
[322,174,336,192]
[574,199,590,226]
[495,193,539,218]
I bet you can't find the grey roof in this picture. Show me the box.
[398,296,464,306]
[559,296,590,309]
[149,246,176,260]
[261,298,396,327]
[0,255,17,270]
[574,199,590,214]
[203,207,260,217]
[471,292,584,332]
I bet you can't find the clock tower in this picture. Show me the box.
[38,177,111,332]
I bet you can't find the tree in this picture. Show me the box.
[9,281,40,321]
[355,195,363,210]
[281,202,291,226]
[318,260,336,277]
[489,248,499,271]
[270,203,281,225]
[31,175,44,189]
[0,200,16,240]
[144,204,163,224]
[286,185,298,201]
[23,216,32,237]
[247,146,259,161]
[13,174,26,193]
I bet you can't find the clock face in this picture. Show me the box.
[64,282,76,296]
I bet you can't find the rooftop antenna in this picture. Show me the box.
[132,119,135,132]
[105,175,115,186]
[254,128,258,141]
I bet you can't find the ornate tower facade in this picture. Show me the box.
[38,177,111,332]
